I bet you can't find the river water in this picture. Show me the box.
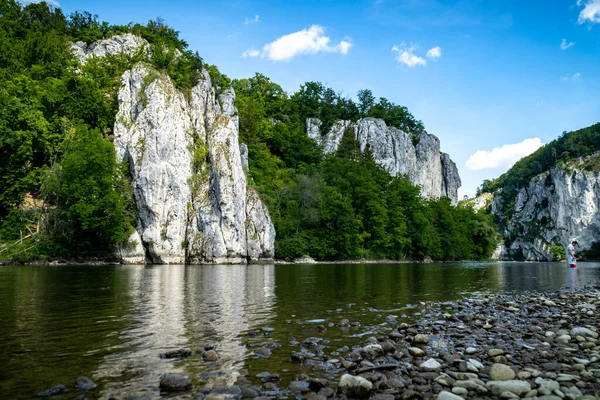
[1,262,599,399]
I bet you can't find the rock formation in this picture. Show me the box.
[72,34,275,264]
[71,33,149,64]
[489,156,600,260]
[307,118,461,204]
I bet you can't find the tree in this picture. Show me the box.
[357,89,375,117]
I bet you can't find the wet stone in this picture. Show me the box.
[254,347,271,357]
[204,350,220,361]
[160,348,192,359]
[38,384,67,397]
[159,374,193,392]
[75,376,96,391]
[288,381,309,392]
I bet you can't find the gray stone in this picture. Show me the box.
[535,378,560,395]
[570,327,598,339]
[488,348,504,357]
[420,358,442,371]
[414,334,429,344]
[486,380,531,396]
[75,376,96,391]
[437,391,463,400]
[490,364,516,381]
[254,347,271,357]
[38,384,67,397]
[409,347,426,357]
[337,374,372,398]
[360,343,384,360]
[288,381,309,392]
[160,374,193,391]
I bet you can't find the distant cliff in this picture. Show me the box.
[307,118,461,204]
[488,155,600,260]
[74,34,275,264]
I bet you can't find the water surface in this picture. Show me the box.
[0,262,599,399]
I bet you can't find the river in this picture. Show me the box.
[1,262,599,399]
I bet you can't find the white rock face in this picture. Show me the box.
[491,157,600,260]
[71,33,148,64]
[113,63,274,263]
[307,118,461,204]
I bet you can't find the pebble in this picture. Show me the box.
[489,363,516,381]
[420,358,442,371]
[437,391,464,400]
[409,347,426,357]
[414,334,429,344]
[488,349,504,357]
[337,374,372,399]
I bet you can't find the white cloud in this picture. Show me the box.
[562,72,581,81]
[560,38,575,50]
[426,46,442,60]
[391,43,427,67]
[245,15,261,24]
[577,0,600,24]
[466,138,544,170]
[241,49,260,58]
[255,25,351,62]
[19,0,60,7]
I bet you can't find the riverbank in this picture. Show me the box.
[237,287,600,400]
[31,285,598,399]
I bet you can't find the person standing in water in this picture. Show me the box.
[566,240,578,268]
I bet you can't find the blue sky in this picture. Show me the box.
[51,0,600,198]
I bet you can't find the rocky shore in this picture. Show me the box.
[37,287,600,399]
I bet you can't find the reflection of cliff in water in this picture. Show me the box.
[95,264,276,398]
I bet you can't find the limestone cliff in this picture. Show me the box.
[307,118,461,204]
[72,34,275,264]
[489,155,600,261]
[71,33,149,64]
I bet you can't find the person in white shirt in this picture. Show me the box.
[566,240,578,268]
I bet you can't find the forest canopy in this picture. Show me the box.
[0,0,499,262]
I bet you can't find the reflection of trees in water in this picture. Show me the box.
[0,266,133,398]
[274,264,502,318]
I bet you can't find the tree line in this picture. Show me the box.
[0,0,499,262]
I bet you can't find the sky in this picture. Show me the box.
[37,0,600,198]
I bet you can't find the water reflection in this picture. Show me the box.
[95,264,276,398]
[0,262,598,399]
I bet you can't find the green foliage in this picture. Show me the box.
[55,126,134,254]
[550,245,566,261]
[0,0,499,262]
[234,71,499,261]
[0,1,141,260]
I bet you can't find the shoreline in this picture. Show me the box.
[150,287,600,399]
[0,258,588,267]
[30,286,600,399]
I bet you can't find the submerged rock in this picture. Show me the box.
[75,376,96,391]
[38,384,67,397]
[159,374,193,391]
